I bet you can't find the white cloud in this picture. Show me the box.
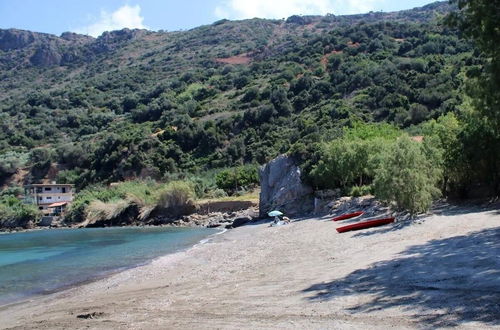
[346,0,379,13]
[214,0,384,19]
[75,4,147,37]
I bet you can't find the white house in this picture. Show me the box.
[24,183,74,215]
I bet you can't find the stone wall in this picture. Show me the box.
[196,200,257,215]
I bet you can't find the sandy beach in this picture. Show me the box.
[1,204,499,329]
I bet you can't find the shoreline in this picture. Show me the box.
[0,205,498,329]
[0,226,225,309]
[0,203,259,234]
[0,222,208,234]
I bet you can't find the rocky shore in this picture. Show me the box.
[150,206,259,229]
[0,204,260,233]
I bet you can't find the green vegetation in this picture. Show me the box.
[0,152,28,180]
[448,0,500,195]
[0,195,41,228]
[373,136,442,214]
[310,122,399,191]
[215,165,259,194]
[0,2,471,192]
[0,1,498,220]
[309,122,443,214]
[66,180,196,225]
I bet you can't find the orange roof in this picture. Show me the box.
[47,202,67,207]
[25,183,73,187]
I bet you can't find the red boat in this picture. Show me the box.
[336,217,395,233]
[332,211,364,222]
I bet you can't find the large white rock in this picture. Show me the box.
[259,155,314,217]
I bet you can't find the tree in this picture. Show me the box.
[373,136,442,215]
[422,113,464,195]
[311,139,368,190]
[448,1,500,58]
[28,148,54,180]
[270,87,292,116]
[448,0,500,194]
[0,152,28,180]
[215,165,259,194]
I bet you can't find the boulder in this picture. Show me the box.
[259,155,314,217]
[229,216,253,228]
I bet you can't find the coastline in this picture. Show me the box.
[0,203,258,234]
[1,206,498,329]
[0,226,225,308]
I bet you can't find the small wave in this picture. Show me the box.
[195,228,227,246]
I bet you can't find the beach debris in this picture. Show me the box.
[76,312,104,319]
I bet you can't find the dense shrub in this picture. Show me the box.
[157,181,194,209]
[0,152,28,180]
[0,195,41,228]
[215,165,259,194]
[65,185,125,223]
[373,136,442,215]
[310,122,399,191]
[28,148,54,180]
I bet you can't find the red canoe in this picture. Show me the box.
[336,217,395,233]
[332,211,364,222]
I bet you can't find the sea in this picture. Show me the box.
[0,226,219,305]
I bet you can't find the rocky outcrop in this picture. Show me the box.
[0,29,37,51]
[327,196,389,218]
[30,44,62,66]
[0,216,35,230]
[285,15,314,25]
[259,155,314,217]
[91,29,148,54]
[152,207,258,229]
[0,28,144,68]
[60,32,93,43]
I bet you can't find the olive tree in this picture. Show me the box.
[373,136,442,215]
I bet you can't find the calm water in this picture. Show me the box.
[0,226,219,305]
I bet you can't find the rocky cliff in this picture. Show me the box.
[0,28,147,68]
[259,155,314,217]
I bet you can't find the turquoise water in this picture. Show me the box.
[0,226,219,305]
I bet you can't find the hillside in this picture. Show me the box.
[0,1,474,189]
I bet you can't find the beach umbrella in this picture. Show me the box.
[268,210,283,217]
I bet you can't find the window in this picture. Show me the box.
[46,197,52,200]
[44,187,52,191]
[39,207,43,210]
[62,187,66,193]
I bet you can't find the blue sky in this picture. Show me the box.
[0,0,439,37]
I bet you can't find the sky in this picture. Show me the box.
[0,0,439,37]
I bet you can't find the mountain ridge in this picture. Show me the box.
[0,1,452,68]
[0,1,470,189]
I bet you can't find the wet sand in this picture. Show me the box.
[1,205,499,329]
